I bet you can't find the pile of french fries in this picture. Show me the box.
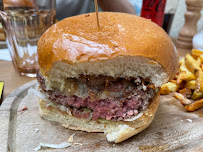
[160,49,203,112]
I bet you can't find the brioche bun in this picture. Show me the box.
[37,12,179,143]
[38,12,178,87]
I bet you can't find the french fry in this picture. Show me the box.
[184,98,203,112]
[160,85,170,95]
[160,82,178,95]
[173,92,193,105]
[185,53,201,74]
[186,80,196,90]
[170,80,177,83]
[195,70,203,92]
[191,49,203,58]
[179,57,185,65]
[179,57,190,72]
[201,64,203,71]
[177,71,195,84]
[199,54,203,63]
[161,49,203,112]
[179,88,192,98]
[178,57,195,83]
[197,57,202,65]
[192,90,203,100]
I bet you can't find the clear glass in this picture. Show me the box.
[0,0,56,77]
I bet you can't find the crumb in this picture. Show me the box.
[186,119,192,122]
[35,128,39,133]
[85,14,90,17]
[19,106,28,112]
[74,143,83,146]
[66,133,76,143]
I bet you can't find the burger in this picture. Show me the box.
[36,12,179,143]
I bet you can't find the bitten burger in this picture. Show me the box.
[36,12,179,143]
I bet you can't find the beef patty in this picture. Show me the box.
[37,73,156,121]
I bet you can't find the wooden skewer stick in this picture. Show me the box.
[94,0,100,28]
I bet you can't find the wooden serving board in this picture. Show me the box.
[1,80,203,152]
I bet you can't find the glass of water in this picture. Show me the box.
[0,0,56,77]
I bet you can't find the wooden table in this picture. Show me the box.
[0,60,35,102]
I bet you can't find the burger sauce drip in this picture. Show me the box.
[94,0,100,28]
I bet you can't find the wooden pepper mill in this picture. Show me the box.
[176,0,203,51]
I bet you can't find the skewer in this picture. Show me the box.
[94,0,100,28]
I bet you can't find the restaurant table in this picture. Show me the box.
[0,60,35,101]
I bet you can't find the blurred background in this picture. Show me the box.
[54,0,203,39]
[169,0,203,38]
[56,0,203,38]
[0,0,202,41]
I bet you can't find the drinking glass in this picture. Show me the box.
[0,0,56,77]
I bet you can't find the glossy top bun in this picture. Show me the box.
[38,12,179,86]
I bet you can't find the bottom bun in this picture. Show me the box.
[38,91,160,143]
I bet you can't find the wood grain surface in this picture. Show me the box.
[0,81,203,152]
